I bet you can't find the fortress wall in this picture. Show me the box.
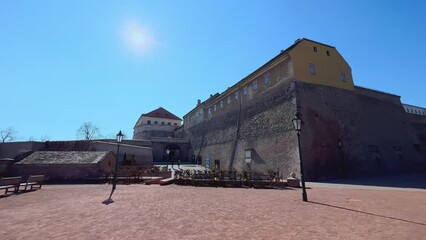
[298,82,426,180]
[185,80,300,177]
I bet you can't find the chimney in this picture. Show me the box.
[197,99,201,106]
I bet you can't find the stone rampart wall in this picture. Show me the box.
[185,80,299,177]
[297,82,426,180]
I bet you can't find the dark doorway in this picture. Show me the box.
[163,145,181,164]
[214,159,221,170]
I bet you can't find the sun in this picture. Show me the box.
[122,22,156,56]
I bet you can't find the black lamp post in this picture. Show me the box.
[106,130,124,203]
[292,116,308,202]
[166,149,170,169]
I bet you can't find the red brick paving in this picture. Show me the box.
[0,184,425,240]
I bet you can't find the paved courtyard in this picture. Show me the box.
[1,183,425,240]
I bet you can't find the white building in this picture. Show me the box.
[133,107,182,140]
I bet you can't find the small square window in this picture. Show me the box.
[162,122,165,125]
[253,80,258,91]
[227,96,231,104]
[168,122,171,125]
[147,120,151,125]
[154,121,158,124]
[220,100,223,108]
[235,91,239,100]
[313,46,317,52]
[326,50,330,56]
[264,72,270,85]
[243,86,248,96]
[340,71,346,82]
[174,123,177,126]
[309,63,316,75]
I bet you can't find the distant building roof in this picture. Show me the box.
[142,107,182,120]
[17,151,111,164]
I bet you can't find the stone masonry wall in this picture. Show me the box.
[297,82,426,180]
[185,80,300,178]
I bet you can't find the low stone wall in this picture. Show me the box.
[10,164,108,181]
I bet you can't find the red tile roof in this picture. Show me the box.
[142,107,182,120]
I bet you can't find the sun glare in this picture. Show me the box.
[122,22,156,56]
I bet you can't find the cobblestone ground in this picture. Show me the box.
[0,184,425,240]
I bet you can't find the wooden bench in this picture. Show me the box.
[249,172,274,188]
[219,171,243,188]
[19,175,45,191]
[0,176,22,195]
[192,172,217,187]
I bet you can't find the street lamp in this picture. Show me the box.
[166,149,171,169]
[106,130,124,203]
[292,116,308,202]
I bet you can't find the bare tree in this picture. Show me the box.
[1,127,17,143]
[40,135,50,142]
[77,122,101,140]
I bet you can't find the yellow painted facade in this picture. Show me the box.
[289,39,354,90]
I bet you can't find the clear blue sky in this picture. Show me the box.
[1,0,425,141]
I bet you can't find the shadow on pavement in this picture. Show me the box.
[317,173,426,189]
[310,201,426,226]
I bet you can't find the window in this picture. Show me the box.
[263,72,270,85]
[227,96,231,104]
[147,120,151,125]
[313,46,317,52]
[235,91,239,100]
[161,122,165,125]
[213,105,217,112]
[220,100,223,108]
[208,108,211,115]
[309,63,316,75]
[253,80,258,91]
[154,121,158,124]
[326,50,330,56]
[243,86,248,96]
[340,71,346,82]
[174,123,177,126]
[168,122,171,125]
